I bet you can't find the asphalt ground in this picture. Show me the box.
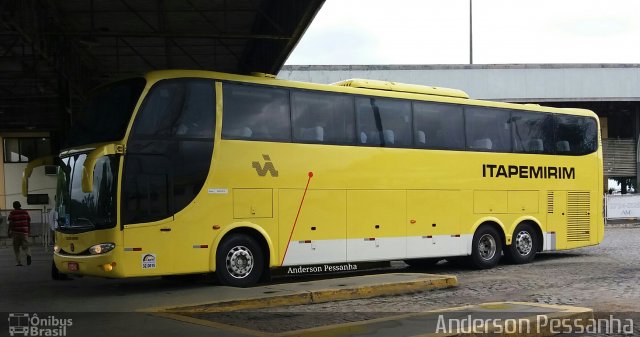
[1,224,638,336]
[0,242,457,336]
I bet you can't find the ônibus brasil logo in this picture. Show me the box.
[8,313,72,336]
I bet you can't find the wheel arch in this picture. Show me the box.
[210,222,275,272]
[469,217,507,255]
[510,217,544,253]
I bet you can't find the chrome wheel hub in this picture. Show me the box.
[226,245,254,279]
[515,231,533,256]
[478,234,497,260]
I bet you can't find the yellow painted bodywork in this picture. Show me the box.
[52,70,604,278]
[22,155,56,197]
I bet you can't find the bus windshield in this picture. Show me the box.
[67,78,146,147]
[55,153,119,233]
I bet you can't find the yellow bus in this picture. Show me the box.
[24,70,604,287]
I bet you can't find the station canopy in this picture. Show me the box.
[0,0,324,133]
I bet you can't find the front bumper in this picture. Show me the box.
[54,251,124,278]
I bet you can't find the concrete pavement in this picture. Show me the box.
[0,246,599,336]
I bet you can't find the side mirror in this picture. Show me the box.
[22,156,57,197]
[81,144,124,193]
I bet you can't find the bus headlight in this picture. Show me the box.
[53,245,60,253]
[89,243,115,255]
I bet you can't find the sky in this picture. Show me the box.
[285,0,640,65]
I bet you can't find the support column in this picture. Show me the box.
[0,134,5,209]
[56,77,71,152]
[635,106,640,190]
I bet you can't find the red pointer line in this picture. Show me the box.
[281,171,314,266]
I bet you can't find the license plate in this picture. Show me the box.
[67,262,79,272]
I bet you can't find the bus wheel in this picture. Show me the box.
[504,223,538,264]
[470,225,502,269]
[404,258,441,268]
[216,234,264,287]
[51,261,69,281]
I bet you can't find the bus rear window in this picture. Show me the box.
[554,115,598,155]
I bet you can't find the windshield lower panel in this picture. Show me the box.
[56,154,119,234]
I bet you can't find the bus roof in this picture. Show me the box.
[142,70,598,119]
[331,79,469,99]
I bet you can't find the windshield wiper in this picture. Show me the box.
[71,217,96,229]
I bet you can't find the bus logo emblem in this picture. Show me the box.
[142,254,157,269]
[252,154,279,177]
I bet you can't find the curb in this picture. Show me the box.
[153,273,458,313]
[153,301,594,337]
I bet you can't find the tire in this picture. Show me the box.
[404,258,441,268]
[504,223,538,264]
[216,234,265,287]
[51,261,69,281]
[469,225,502,269]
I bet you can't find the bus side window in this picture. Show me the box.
[291,90,354,145]
[465,106,511,152]
[225,126,253,139]
[173,81,216,138]
[472,138,493,150]
[511,110,553,154]
[383,129,395,145]
[412,102,464,150]
[416,130,426,145]
[124,79,215,225]
[359,132,367,144]
[355,97,411,148]
[527,138,544,153]
[240,127,253,139]
[556,140,571,153]
[222,83,291,142]
[131,80,215,139]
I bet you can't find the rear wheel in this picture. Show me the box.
[216,234,264,287]
[504,223,538,264]
[469,225,502,269]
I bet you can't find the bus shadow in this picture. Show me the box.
[49,252,594,294]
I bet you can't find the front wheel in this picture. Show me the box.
[216,234,264,287]
[504,223,538,264]
[51,261,69,281]
[469,225,502,269]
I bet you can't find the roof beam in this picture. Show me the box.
[0,31,293,40]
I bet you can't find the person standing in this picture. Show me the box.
[8,201,31,266]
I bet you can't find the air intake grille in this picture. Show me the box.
[547,192,554,214]
[567,191,591,242]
